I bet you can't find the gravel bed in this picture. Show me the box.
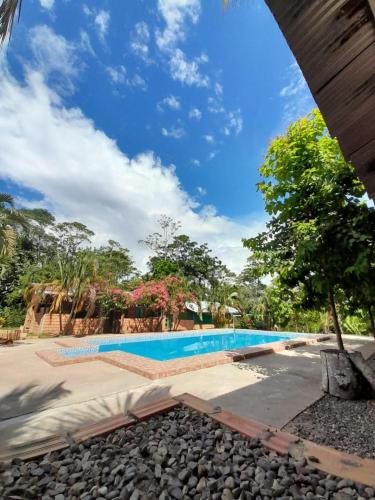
[284,394,375,460]
[1,407,374,500]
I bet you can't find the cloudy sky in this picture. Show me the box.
[0,0,315,272]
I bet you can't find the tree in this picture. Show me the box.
[0,0,21,43]
[147,234,233,289]
[0,193,28,274]
[92,240,137,286]
[132,276,194,330]
[244,110,374,350]
[55,222,94,256]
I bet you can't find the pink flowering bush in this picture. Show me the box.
[131,280,169,313]
[98,288,132,315]
[132,276,195,319]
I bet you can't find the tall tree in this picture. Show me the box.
[0,0,21,43]
[244,110,374,350]
[0,193,29,274]
[92,240,137,286]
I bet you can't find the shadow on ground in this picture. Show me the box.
[0,382,173,449]
[209,347,324,428]
[0,382,72,420]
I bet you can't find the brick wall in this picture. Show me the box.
[24,309,212,336]
[194,323,215,330]
[23,310,101,337]
[120,317,164,333]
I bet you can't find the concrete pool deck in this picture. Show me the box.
[0,334,373,449]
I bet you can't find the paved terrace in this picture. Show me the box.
[0,334,373,449]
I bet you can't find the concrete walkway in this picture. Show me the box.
[0,335,373,448]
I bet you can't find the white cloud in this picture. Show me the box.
[207,96,225,114]
[169,48,209,87]
[29,25,79,94]
[39,0,54,10]
[189,107,201,120]
[197,186,206,196]
[191,159,200,167]
[203,134,214,144]
[130,21,152,64]
[161,126,185,139]
[95,10,110,42]
[106,66,147,91]
[155,1,210,88]
[83,5,110,43]
[82,4,92,17]
[208,151,218,160]
[0,61,266,274]
[80,30,95,57]
[128,74,147,90]
[106,65,127,84]
[223,109,243,136]
[157,95,180,111]
[279,61,315,127]
[156,0,201,51]
[214,82,223,96]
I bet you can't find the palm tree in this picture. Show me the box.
[0,192,28,273]
[0,0,21,43]
[25,252,98,335]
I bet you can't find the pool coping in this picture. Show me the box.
[35,331,331,380]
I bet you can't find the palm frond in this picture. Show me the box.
[0,192,15,207]
[0,0,22,44]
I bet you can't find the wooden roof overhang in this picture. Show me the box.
[266,0,375,201]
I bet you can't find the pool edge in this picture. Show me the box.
[36,334,331,378]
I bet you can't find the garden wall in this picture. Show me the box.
[23,310,212,336]
[23,310,101,336]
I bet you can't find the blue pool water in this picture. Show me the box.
[72,330,298,361]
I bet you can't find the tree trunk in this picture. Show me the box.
[64,300,77,335]
[320,349,360,399]
[348,351,375,394]
[94,316,105,335]
[367,305,375,341]
[328,288,344,350]
[58,301,63,335]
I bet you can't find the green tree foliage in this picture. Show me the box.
[0,196,138,328]
[149,235,233,288]
[243,110,375,349]
[90,240,137,286]
[143,216,234,290]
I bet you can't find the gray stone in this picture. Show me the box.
[98,486,108,496]
[224,476,235,489]
[221,488,234,500]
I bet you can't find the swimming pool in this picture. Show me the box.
[60,329,299,361]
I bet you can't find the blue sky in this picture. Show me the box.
[0,0,315,271]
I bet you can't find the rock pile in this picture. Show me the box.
[1,408,374,499]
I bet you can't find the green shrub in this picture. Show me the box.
[0,306,25,328]
[342,315,368,336]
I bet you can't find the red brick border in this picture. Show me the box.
[36,334,331,380]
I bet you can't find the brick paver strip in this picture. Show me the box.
[300,439,375,488]
[174,393,222,414]
[0,435,69,462]
[72,414,136,443]
[36,334,331,379]
[130,398,179,420]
